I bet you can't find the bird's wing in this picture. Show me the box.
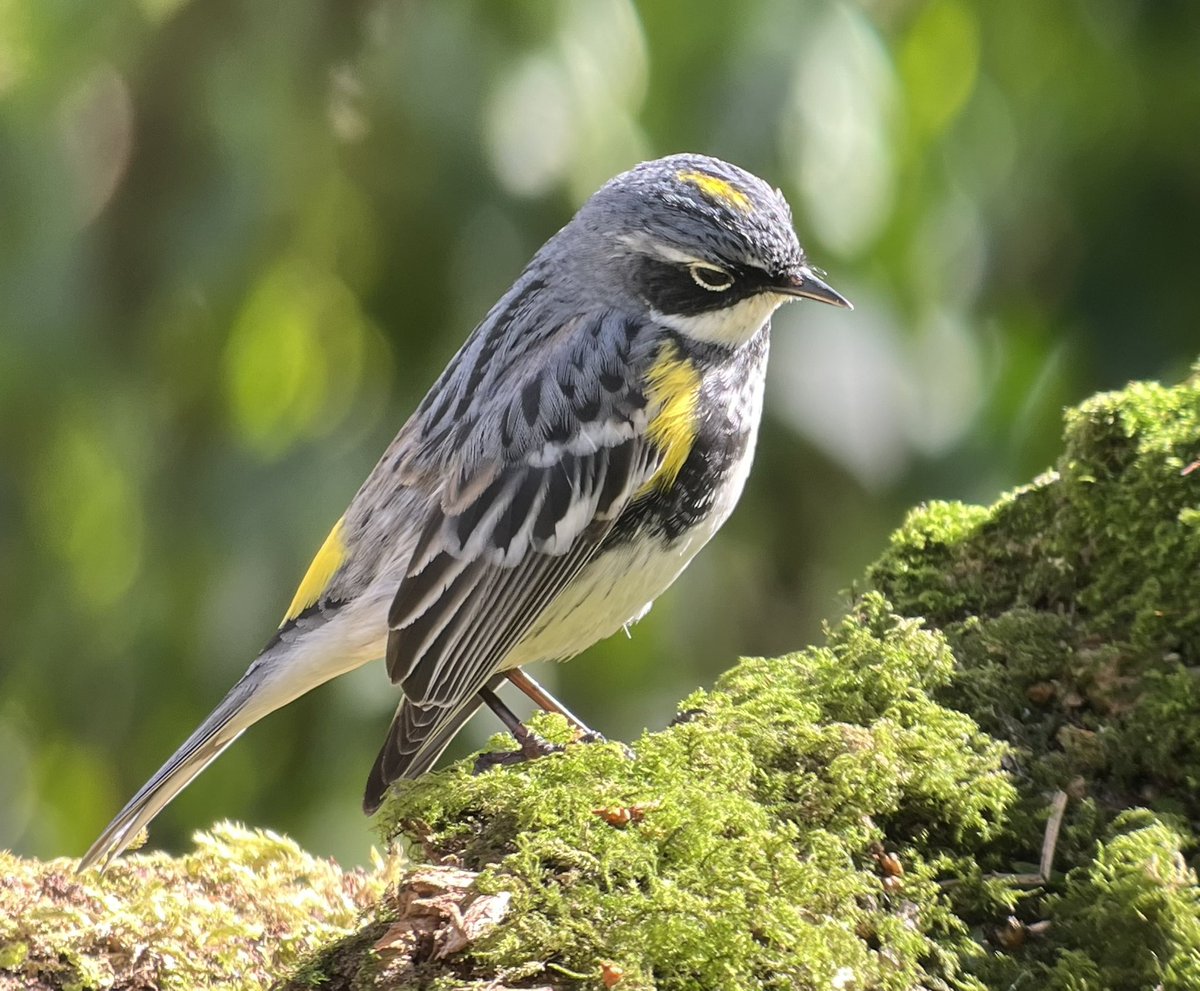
[362,321,693,807]
[364,430,659,807]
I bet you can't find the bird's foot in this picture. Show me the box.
[473,725,564,774]
[573,727,636,761]
[472,723,634,774]
[669,707,706,727]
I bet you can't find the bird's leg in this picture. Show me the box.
[506,667,605,743]
[509,667,635,760]
[474,685,563,773]
[478,683,526,738]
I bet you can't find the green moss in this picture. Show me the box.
[7,366,1200,989]
[1044,812,1200,989]
[370,596,1013,990]
[869,371,1200,823]
[864,367,1200,987]
[967,811,1200,990]
[0,823,385,991]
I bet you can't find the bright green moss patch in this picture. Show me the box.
[968,811,1200,990]
[866,366,1200,986]
[1044,812,1200,990]
[870,370,1200,822]
[7,367,1200,990]
[374,596,1013,990]
[0,823,385,991]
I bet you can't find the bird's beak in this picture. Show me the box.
[775,266,853,309]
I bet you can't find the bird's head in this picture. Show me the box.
[569,153,851,347]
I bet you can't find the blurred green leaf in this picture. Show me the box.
[2,0,1198,868]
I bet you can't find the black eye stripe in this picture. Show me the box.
[633,258,771,317]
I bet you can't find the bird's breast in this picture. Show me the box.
[502,332,770,667]
[612,329,769,545]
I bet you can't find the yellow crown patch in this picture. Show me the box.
[676,170,753,213]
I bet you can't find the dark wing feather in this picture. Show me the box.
[362,676,503,812]
[364,435,656,808]
[361,306,661,809]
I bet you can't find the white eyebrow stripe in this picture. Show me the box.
[615,233,706,266]
[616,232,769,272]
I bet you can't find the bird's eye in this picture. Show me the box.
[689,263,734,292]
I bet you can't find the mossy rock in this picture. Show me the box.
[361,597,1012,991]
[4,367,1200,990]
[0,824,388,991]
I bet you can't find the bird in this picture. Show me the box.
[79,153,850,871]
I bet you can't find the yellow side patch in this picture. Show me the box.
[282,516,346,624]
[676,170,752,212]
[641,343,702,494]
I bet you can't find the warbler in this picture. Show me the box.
[80,153,850,871]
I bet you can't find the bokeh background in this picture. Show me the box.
[2,0,1199,866]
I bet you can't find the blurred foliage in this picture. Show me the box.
[1,0,1198,866]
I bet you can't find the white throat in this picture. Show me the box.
[651,292,787,347]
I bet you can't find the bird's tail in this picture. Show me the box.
[78,630,364,873]
[77,670,272,872]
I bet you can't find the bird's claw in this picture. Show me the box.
[473,728,564,774]
[575,729,636,761]
[472,724,634,774]
[669,707,706,727]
